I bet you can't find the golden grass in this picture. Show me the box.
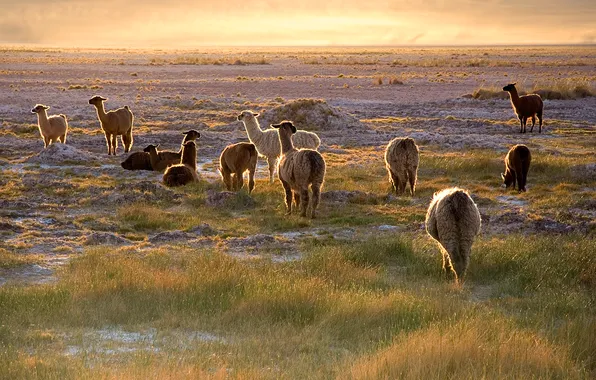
[345,316,583,380]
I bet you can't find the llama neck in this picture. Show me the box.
[36,109,49,127]
[147,148,160,168]
[278,130,295,154]
[242,118,264,144]
[507,88,520,105]
[182,148,197,170]
[93,102,108,123]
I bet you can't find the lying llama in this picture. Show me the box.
[121,130,201,171]
[237,110,321,183]
[273,121,326,218]
[88,95,134,155]
[120,151,152,171]
[219,142,258,193]
[384,137,419,196]
[163,141,199,187]
[502,83,544,133]
[425,187,482,283]
[502,144,532,192]
[31,104,68,148]
[144,144,175,172]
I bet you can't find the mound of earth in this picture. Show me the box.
[83,232,132,246]
[26,143,96,165]
[259,99,366,131]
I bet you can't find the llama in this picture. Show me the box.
[273,121,326,218]
[163,141,199,187]
[425,187,482,283]
[384,137,419,196]
[219,142,258,193]
[502,83,544,133]
[120,151,153,171]
[502,144,532,192]
[88,95,134,155]
[237,110,320,183]
[141,130,201,171]
[30,104,68,148]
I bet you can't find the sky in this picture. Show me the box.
[0,0,594,47]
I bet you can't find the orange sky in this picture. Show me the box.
[1,1,595,47]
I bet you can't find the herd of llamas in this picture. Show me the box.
[29,82,543,283]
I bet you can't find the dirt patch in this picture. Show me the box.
[25,143,98,165]
[259,98,367,131]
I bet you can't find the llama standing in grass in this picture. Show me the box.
[503,83,544,133]
[30,104,68,148]
[237,110,320,183]
[502,144,532,192]
[273,121,326,218]
[219,142,258,193]
[425,187,482,284]
[384,137,419,196]
[88,95,134,155]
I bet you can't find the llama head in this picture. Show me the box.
[237,110,259,121]
[143,144,159,153]
[182,130,201,141]
[88,95,108,105]
[271,121,297,134]
[31,104,50,113]
[501,172,514,188]
[502,83,517,92]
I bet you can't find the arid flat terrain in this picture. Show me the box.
[0,46,595,378]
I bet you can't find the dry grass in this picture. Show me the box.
[345,316,583,379]
[472,78,595,100]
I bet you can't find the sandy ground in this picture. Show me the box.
[1,46,595,285]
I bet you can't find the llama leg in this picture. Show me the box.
[221,167,232,191]
[248,168,255,194]
[407,168,417,196]
[281,180,292,214]
[267,157,277,184]
[451,245,470,284]
[311,184,321,219]
[104,133,112,155]
[388,170,398,194]
[516,171,525,192]
[398,171,407,195]
[111,134,119,155]
[537,109,543,133]
[122,129,133,152]
[530,115,536,133]
[441,250,453,279]
[59,134,67,144]
[43,136,50,148]
[235,171,244,191]
[511,170,517,191]
[300,188,309,218]
[293,192,301,210]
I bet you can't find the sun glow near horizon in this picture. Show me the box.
[1,1,595,48]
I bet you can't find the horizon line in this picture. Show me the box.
[1,42,595,51]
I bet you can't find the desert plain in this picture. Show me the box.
[0,45,595,378]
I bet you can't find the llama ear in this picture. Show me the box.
[501,173,505,179]
[291,125,297,134]
[512,83,516,86]
[44,105,50,110]
[271,123,280,129]
[253,112,259,117]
